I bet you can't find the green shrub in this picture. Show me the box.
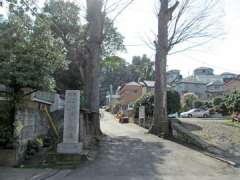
[134,93,154,118]
[181,93,198,111]
[224,91,240,114]
[213,97,223,106]
[0,101,13,148]
[167,91,181,114]
[194,100,204,108]
[134,91,181,117]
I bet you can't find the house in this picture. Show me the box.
[194,67,214,76]
[167,70,182,84]
[224,78,240,94]
[118,82,143,110]
[175,67,224,100]
[175,80,207,99]
[140,81,155,94]
[140,80,173,94]
[221,72,237,82]
[206,80,224,98]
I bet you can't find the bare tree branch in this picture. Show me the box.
[168,0,223,52]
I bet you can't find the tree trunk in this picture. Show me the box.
[149,0,169,137]
[85,0,104,137]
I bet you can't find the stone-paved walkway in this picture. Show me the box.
[1,112,240,180]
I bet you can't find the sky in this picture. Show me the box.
[114,0,240,77]
[1,0,240,77]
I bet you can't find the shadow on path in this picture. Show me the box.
[73,135,170,178]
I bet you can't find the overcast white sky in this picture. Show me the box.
[1,0,240,77]
[114,0,240,77]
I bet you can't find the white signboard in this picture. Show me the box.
[139,106,145,119]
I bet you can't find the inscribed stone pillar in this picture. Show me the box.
[57,90,82,154]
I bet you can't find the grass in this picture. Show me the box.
[224,119,240,128]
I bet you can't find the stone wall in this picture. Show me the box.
[170,119,209,150]
[15,101,49,163]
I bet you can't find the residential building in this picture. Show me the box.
[140,81,155,94]
[167,70,182,84]
[221,72,238,82]
[118,82,143,109]
[206,80,224,98]
[175,67,224,100]
[175,80,207,99]
[140,80,172,94]
[194,67,214,76]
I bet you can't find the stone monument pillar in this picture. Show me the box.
[57,90,83,154]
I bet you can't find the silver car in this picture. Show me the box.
[180,108,209,118]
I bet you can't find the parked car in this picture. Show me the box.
[168,112,178,118]
[180,108,209,118]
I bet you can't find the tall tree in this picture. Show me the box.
[131,54,155,81]
[85,0,104,136]
[42,0,125,92]
[149,0,178,136]
[0,8,67,136]
[150,0,220,136]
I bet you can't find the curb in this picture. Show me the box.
[203,152,238,167]
[29,170,60,180]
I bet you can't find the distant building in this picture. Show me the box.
[140,81,155,94]
[194,67,214,76]
[140,80,172,94]
[167,70,182,84]
[175,80,207,100]
[206,80,224,99]
[221,72,237,82]
[175,67,224,100]
[118,82,143,110]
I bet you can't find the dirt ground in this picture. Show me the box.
[180,118,240,163]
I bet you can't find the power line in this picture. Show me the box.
[124,43,146,47]
[183,53,240,74]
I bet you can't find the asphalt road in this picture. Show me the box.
[1,111,240,180]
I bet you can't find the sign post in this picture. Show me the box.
[139,106,145,127]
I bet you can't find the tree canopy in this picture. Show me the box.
[42,0,126,92]
[0,10,67,92]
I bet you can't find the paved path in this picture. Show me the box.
[1,111,240,180]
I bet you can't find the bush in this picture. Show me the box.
[213,97,223,106]
[134,91,181,118]
[134,93,154,118]
[181,93,198,111]
[0,101,14,148]
[211,97,229,115]
[224,91,240,114]
[194,100,204,108]
[167,91,181,114]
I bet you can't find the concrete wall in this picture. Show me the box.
[15,101,49,163]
